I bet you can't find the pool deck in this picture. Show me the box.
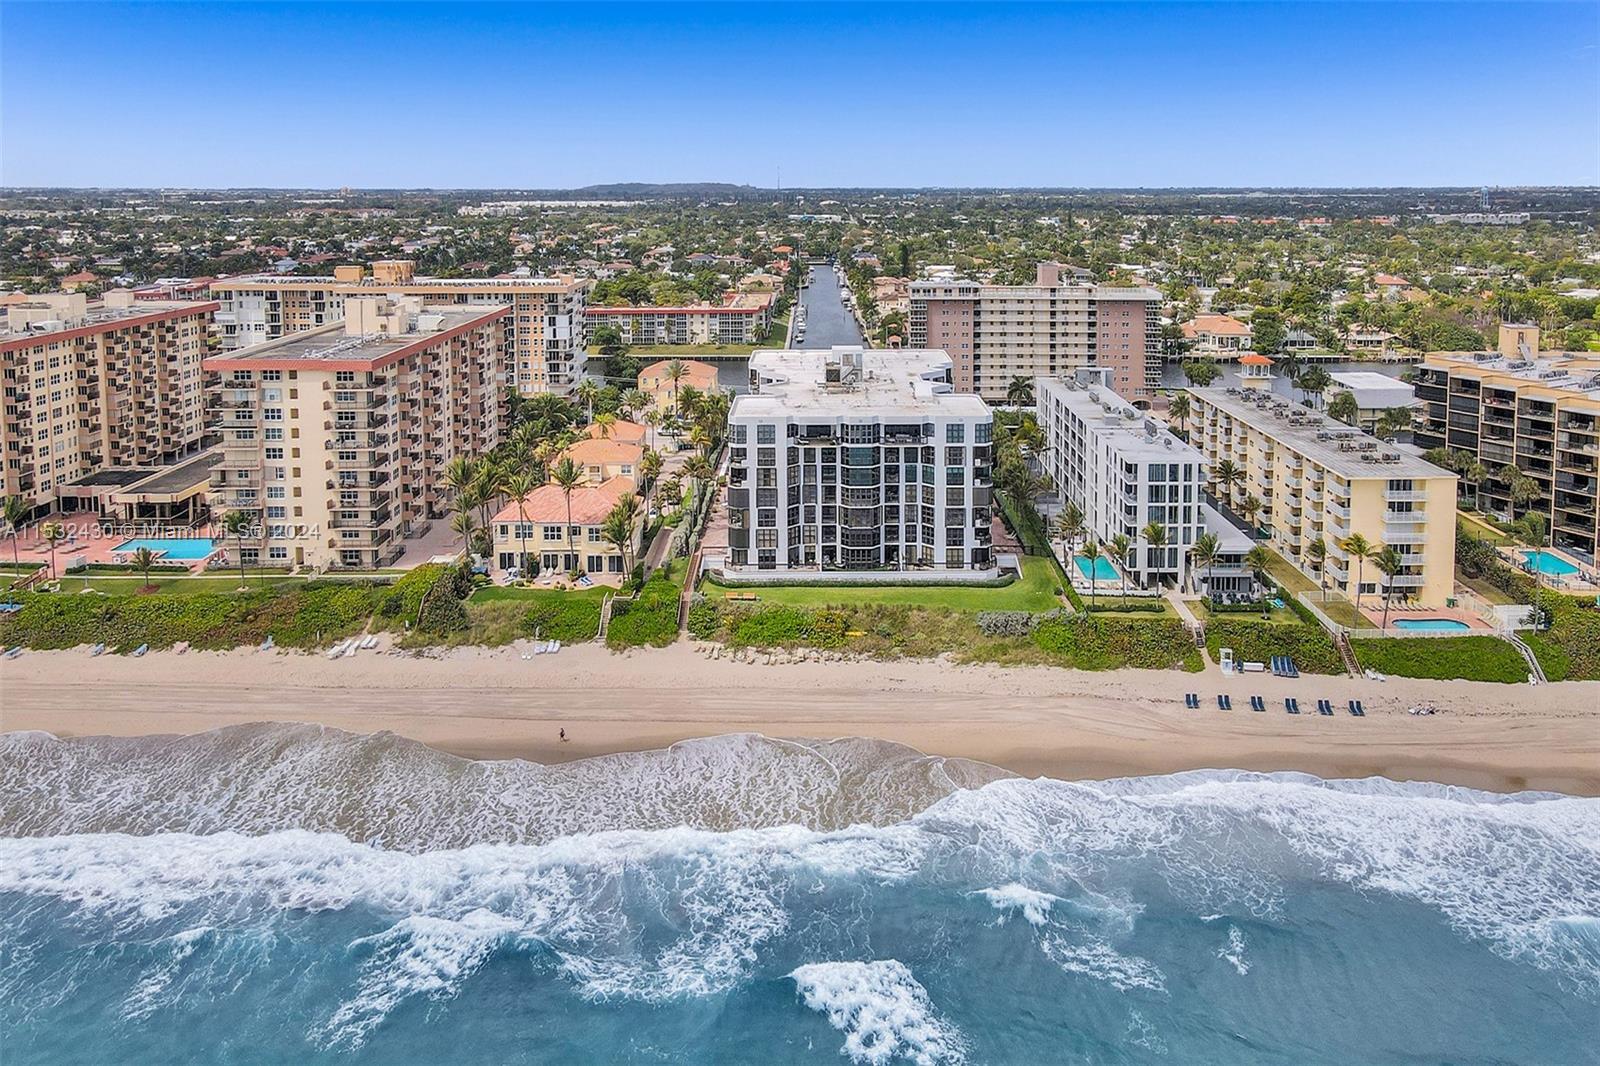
[1,512,219,575]
[1497,545,1600,595]
[1358,602,1492,630]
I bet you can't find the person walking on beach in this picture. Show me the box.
[559,728,567,743]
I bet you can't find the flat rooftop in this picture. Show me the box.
[733,347,990,420]
[1424,352,1600,398]
[206,306,502,371]
[1039,375,1204,462]
[211,273,580,291]
[0,298,214,342]
[1189,387,1456,481]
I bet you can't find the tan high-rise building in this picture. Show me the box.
[203,295,510,570]
[1414,349,1599,557]
[908,263,1162,403]
[1187,387,1458,608]
[1,290,215,511]
[209,260,586,397]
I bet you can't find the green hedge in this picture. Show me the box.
[1524,594,1600,682]
[1352,635,1530,683]
[1083,600,1165,614]
[1204,618,1344,675]
[606,572,681,648]
[523,598,602,643]
[1032,614,1200,671]
[707,572,1018,591]
[0,582,383,652]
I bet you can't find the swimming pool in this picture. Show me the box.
[1392,618,1471,632]
[1074,555,1119,581]
[1522,550,1579,577]
[113,537,218,561]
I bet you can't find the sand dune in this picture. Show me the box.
[3,641,1597,795]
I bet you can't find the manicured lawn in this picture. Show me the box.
[1313,595,1378,629]
[1456,572,1521,606]
[2,570,301,597]
[1457,512,1513,546]
[1261,548,1317,594]
[1352,635,1531,683]
[699,556,1062,612]
[468,584,611,604]
[1190,601,1299,625]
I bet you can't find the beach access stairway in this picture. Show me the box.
[1335,633,1360,677]
[1504,632,1548,684]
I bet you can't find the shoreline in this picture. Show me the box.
[3,642,1597,795]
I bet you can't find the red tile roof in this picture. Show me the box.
[493,477,633,525]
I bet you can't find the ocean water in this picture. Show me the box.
[2,727,1597,1065]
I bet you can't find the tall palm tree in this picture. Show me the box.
[503,471,537,577]
[470,459,505,532]
[1305,536,1329,602]
[1343,532,1373,613]
[223,509,252,588]
[510,423,541,479]
[1080,538,1102,608]
[665,359,687,416]
[1239,493,1263,534]
[621,388,652,421]
[1212,459,1244,509]
[1245,545,1274,617]
[133,546,156,592]
[1168,393,1191,437]
[576,379,600,422]
[1142,521,1169,586]
[42,522,65,582]
[3,495,28,587]
[592,412,618,439]
[1109,532,1132,604]
[440,455,478,519]
[1055,503,1084,550]
[450,507,477,559]
[551,456,583,573]
[639,449,664,513]
[1190,530,1219,598]
[601,493,641,576]
[682,454,714,501]
[642,408,661,451]
[1005,376,1035,406]
[1373,544,1403,629]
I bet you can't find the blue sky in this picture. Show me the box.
[3,1,1596,188]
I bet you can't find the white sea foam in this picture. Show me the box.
[790,960,966,1065]
[1218,925,1249,976]
[1038,935,1167,992]
[973,883,1058,926]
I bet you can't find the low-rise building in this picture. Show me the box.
[204,295,509,570]
[638,358,719,413]
[1180,313,1252,354]
[558,436,644,486]
[491,476,636,577]
[586,292,775,347]
[1187,386,1458,607]
[722,347,994,576]
[1324,371,1416,433]
[1037,369,1207,589]
[1,291,215,513]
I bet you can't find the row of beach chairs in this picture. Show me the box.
[1269,656,1299,678]
[1184,692,1364,716]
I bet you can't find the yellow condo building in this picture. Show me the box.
[1187,387,1458,607]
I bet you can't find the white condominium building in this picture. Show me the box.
[204,296,510,570]
[209,260,586,397]
[1037,370,1206,589]
[1187,387,1458,607]
[724,347,994,576]
[908,262,1162,403]
[1,290,215,511]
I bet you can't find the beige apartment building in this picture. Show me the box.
[585,292,775,346]
[908,262,1163,403]
[1188,387,1458,607]
[204,296,509,570]
[210,260,585,397]
[1414,333,1599,558]
[1,290,215,513]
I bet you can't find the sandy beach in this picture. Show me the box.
[3,641,1597,795]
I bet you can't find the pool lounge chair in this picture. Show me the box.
[1216,694,1232,710]
[132,644,148,657]
[1285,697,1300,715]
[1348,699,1365,717]
[1184,693,1200,709]
[1250,695,1266,713]
[1316,699,1333,716]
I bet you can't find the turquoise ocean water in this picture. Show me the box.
[1,726,1595,1065]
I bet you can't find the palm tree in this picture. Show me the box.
[576,379,600,422]
[1328,390,1359,427]
[1168,393,1191,438]
[440,455,478,519]
[510,423,541,478]
[592,412,618,439]
[1245,545,1274,616]
[1055,503,1084,550]
[1239,493,1263,534]
[665,359,688,417]
[503,471,537,577]
[450,507,477,559]
[1212,459,1244,509]
[470,459,505,532]
[133,546,157,592]
[1343,532,1373,613]
[3,494,28,587]
[1305,536,1329,602]
[601,493,641,576]
[621,387,652,421]
[42,522,65,582]
[642,408,661,451]
[1373,544,1404,629]
[639,449,664,513]
[1080,538,1102,607]
[682,454,715,502]
[223,509,252,588]
[1109,532,1132,604]
[1375,406,1413,441]
[1005,376,1035,406]
[1190,530,1220,598]
[551,457,583,573]
[1142,521,1169,586]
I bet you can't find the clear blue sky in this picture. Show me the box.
[3,1,1596,188]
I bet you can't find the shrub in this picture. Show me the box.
[1031,614,1197,670]
[1524,594,1600,682]
[1084,600,1165,613]
[686,594,722,640]
[1353,635,1530,683]
[380,563,449,624]
[523,598,602,643]
[411,564,473,636]
[1205,619,1343,674]
[977,610,1036,637]
[606,572,681,649]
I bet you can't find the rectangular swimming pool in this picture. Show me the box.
[113,537,218,561]
[1074,555,1119,581]
[1522,550,1579,577]
[1391,618,1471,632]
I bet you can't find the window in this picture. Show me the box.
[946,423,965,443]
[543,525,563,541]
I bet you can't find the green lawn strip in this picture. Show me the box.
[699,556,1060,612]
[1203,617,1344,674]
[1456,511,1514,545]
[1260,548,1318,594]
[1455,572,1521,606]
[468,584,610,604]
[1352,635,1531,683]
